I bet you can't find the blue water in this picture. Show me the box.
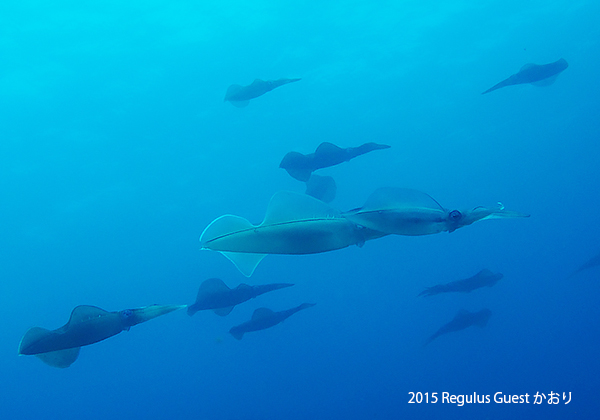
[1,1,599,419]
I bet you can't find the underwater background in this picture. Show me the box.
[1,0,599,419]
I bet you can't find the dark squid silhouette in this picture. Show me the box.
[569,251,600,278]
[229,303,315,340]
[482,58,568,94]
[419,269,503,297]
[18,304,184,368]
[279,142,391,182]
[187,278,294,316]
[424,309,492,346]
[224,78,301,107]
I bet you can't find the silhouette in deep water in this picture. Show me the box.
[569,251,600,278]
[229,303,316,340]
[343,188,529,236]
[482,58,568,94]
[419,269,503,297]
[187,278,294,316]
[224,78,301,107]
[199,191,384,277]
[424,309,492,346]
[18,304,185,368]
[279,142,391,182]
[305,174,337,203]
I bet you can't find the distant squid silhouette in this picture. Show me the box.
[419,269,503,297]
[229,303,315,340]
[187,278,293,316]
[482,58,568,94]
[569,251,600,278]
[19,304,184,368]
[424,309,492,346]
[225,78,300,107]
[280,142,391,182]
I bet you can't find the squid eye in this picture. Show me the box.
[449,210,462,221]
